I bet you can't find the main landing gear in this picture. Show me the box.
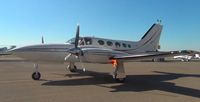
[31,61,126,83]
[112,60,126,83]
[32,64,41,80]
[66,61,126,83]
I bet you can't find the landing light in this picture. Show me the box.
[111,59,118,67]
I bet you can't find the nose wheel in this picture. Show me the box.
[32,72,41,80]
[32,64,41,80]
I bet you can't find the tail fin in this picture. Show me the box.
[137,23,163,52]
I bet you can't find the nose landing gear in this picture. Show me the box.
[32,64,41,80]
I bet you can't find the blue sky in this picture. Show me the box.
[0,0,200,51]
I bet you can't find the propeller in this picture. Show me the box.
[41,36,44,44]
[64,24,86,71]
[74,24,79,48]
[66,24,82,55]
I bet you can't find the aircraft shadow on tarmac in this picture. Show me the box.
[42,69,200,98]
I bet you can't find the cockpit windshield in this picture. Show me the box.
[66,38,76,44]
[66,37,92,45]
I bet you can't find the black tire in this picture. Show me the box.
[69,65,77,72]
[32,72,41,80]
[115,78,125,83]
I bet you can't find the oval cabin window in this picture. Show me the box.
[128,44,131,48]
[115,42,121,47]
[98,40,105,45]
[122,43,127,48]
[107,41,113,46]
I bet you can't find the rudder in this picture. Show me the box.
[137,23,163,52]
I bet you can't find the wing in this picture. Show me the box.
[110,50,197,61]
[0,53,11,55]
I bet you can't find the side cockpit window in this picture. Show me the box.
[84,38,92,45]
[67,37,92,45]
[79,38,85,45]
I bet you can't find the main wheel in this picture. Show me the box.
[115,78,125,83]
[32,72,41,80]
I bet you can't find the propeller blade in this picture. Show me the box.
[42,36,44,44]
[74,24,80,48]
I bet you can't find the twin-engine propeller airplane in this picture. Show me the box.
[174,54,200,62]
[2,22,197,82]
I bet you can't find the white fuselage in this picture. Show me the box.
[11,44,71,63]
[10,40,129,64]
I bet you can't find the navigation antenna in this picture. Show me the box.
[157,19,162,24]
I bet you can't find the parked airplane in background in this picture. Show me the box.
[174,54,200,62]
[0,45,16,54]
[0,47,8,53]
[2,22,196,82]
